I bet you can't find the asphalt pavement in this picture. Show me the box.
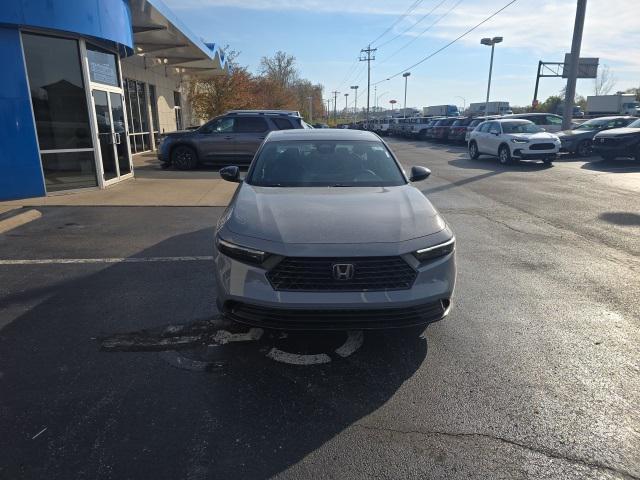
[0,141,638,479]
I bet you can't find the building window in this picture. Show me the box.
[174,91,183,130]
[22,32,97,192]
[124,79,151,153]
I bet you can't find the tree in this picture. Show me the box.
[259,51,299,89]
[594,64,616,96]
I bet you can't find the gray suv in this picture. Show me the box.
[158,110,307,169]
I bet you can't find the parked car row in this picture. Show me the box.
[350,113,640,163]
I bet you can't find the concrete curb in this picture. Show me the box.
[0,209,42,234]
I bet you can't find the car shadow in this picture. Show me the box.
[448,156,552,172]
[599,212,640,226]
[0,229,428,480]
[581,158,640,173]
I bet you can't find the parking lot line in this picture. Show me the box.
[0,256,214,265]
[0,209,42,234]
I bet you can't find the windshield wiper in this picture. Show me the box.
[329,184,354,187]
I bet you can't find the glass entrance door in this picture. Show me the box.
[92,89,132,182]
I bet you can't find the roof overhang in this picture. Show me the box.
[127,0,227,78]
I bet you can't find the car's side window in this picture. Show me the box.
[615,119,630,128]
[477,122,490,133]
[273,118,294,130]
[234,117,269,133]
[489,122,501,134]
[203,118,234,134]
[546,115,562,125]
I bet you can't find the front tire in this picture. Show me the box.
[468,141,479,160]
[498,145,512,165]
[171,145,198,170]
[576,139,592,157]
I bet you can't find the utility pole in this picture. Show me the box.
[344,93,349,116]
[563,0,587,130]
[359,44,377,125]
[331,90,339,124]
[325,98,331,120]
[307,96,313,123]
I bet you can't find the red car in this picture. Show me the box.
[448,118,474,143]
[432,118,457,141]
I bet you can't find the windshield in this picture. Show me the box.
[575,119,609,130]
[629,119,640,128]
[501,121,543,134]
[247,140,406,187]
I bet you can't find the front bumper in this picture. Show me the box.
[592,142,635,158]
[214,234,456,330]
[511,144,559,160]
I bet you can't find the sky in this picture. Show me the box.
[164,0,640,112]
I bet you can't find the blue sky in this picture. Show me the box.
[165,0,640,111]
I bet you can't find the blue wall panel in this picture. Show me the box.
[0,0,133,49]
[0,27,45,200]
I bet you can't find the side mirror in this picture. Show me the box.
[219,165,241,183]
[409,165,431,182]
[491,130,500,136]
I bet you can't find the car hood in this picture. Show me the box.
[556,129,592,137]
[595,127,640,138]
[163,129,196,140]
[505,132,558,141]
[225,184,445,244]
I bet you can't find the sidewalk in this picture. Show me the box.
[0,153,238,207]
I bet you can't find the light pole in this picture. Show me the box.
[344,93,349,117]
[402,72,411,118]
[390,99,397,113]
[481,36,503,117]
[325,98,331,121]
[307,96,313,123]
[350,85,359,123]
[454,96,466,114]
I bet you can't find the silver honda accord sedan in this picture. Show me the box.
[214,129,456,330]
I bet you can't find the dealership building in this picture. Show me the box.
[0,0,226,200]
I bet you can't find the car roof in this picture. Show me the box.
[492,118,533,123]
[266,129,381,142]
[505,113,558,117]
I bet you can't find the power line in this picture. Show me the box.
[373,0,518,86]
[376,0,448,49]
[378,0,465,66]
[370,0,426,46]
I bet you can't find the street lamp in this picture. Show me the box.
[344,93,349,117]
[350,85,359,123]
[402,72,411,118]
[389,99,397,113]
[454,95,466,114]
[480,36,503,117]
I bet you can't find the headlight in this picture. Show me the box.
[216,237,271,265]
[511,138,529,144]
[413,237,455,263]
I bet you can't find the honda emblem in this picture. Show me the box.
[332,263,355,281]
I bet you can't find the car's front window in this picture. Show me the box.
[501,121,543,134]
[247,140,406,187]
[575,120,607,130]
[628,119,640,128]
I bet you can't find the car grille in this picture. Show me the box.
[267,256,417,292]
[223,300,448,329]
[529,143,555,150]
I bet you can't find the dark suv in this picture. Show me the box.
[158,110,307,169]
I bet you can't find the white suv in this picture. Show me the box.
[468,119,560,165]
